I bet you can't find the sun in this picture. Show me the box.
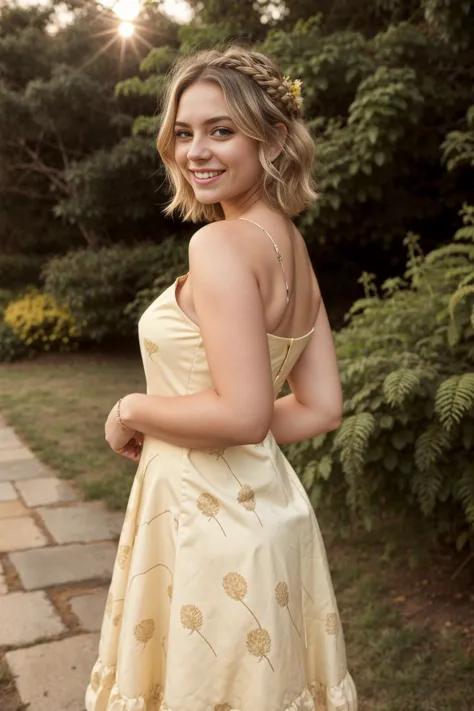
[118,21,134,37]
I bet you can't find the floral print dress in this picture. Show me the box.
[86,239,357,711]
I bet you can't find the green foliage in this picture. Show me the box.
[0,322,31,362]
[3,290,77,353]
[43,238,188,342]
[285,205,474,544]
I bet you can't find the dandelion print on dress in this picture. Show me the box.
[237,484,263,527]
[134,618,155,651]
[144,338,159,362]
[246,628,274,672]
[197,492,227,537]
[222,572,261,628]
[117,545,131,570]
[275,582,301,637]
[180,604,217,657]
[325,612,339,636]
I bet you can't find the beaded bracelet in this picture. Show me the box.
[116,398,134,432]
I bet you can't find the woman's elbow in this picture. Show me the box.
[326,412,343,432]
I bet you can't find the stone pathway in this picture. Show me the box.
[0,415,123,711]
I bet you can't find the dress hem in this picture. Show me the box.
[85,661,357,711]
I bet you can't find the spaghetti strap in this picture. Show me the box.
[237,217,291,304]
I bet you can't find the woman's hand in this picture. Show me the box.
[105,400,143,461]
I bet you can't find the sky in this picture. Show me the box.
[15,0,194,26]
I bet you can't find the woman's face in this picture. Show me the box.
[174,81,264,216]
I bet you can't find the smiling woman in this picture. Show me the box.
[85,44,356,711]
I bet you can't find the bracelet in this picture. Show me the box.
[116,398,134,432]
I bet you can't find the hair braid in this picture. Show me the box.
[209,50,301,119]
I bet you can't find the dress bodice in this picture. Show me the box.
[138,274,313,401]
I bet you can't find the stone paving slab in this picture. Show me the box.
[70,588,108,632]
[0,481,17,501]
[0,458,51,482]
[0,590,65,645]
[0,427,23,450]
[0,499,29,519]
[6,632,99,711]
[10,542,118,590]
[0,447,34,463]
[38,501,124,544]
[16,476,79,507]
[0,560,7,595]
[0,515,48,552]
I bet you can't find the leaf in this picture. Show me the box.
[435,374,474,431]
[318,455,333,481]
[302,461,317,489]
[383,369,421,407]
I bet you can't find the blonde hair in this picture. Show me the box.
[156,46,317,222]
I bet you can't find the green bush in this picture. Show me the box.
[43,238,189,343]
[286,205,474,549]
[0,254,48,290]
[4,290,78,353]
[0,322,31,362]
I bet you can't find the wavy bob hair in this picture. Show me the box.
[156,46,317,222]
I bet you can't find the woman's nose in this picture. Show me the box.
[187,136,212,162]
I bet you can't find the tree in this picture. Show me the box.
[0,1,178,252]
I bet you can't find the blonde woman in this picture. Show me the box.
[86,46,357,711]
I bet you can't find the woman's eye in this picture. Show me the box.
[212,127,233,137]
[174,130,191,138]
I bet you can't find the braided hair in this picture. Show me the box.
[205,48,302,119]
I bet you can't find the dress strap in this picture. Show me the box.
[237,218,290,304]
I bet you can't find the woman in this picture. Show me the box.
[86,46,357,711]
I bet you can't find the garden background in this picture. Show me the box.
[0,0,474,709]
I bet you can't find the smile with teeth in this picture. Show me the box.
[192,170,225,179]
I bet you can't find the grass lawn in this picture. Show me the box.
[0,353,473,710]
[0,351,145,509]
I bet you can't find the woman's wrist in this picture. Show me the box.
[117,394,137,431]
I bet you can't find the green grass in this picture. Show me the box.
[0,353,473,710]
[328,546,474,711]
[0,352,145,509]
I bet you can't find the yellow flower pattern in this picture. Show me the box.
[246,628,274,672]
[144,338,159,361]
[197,492,227,537]
[134,618,155,650]
[209,450,264,527]
[325,612,339,636]
[275,582,301,638]
[180,604,217,657]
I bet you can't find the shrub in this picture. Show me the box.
[43,238,188,342]
[0,322,31,362]
[286,205,474,549]
[4,291,78,353]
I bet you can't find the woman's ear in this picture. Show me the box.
[268,123,288,162]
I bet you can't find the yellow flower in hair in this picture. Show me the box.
[282,76,303,111]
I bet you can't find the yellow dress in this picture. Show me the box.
[85,223,357,711]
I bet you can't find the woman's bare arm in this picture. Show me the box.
[120,221,275,448]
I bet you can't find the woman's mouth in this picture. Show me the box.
[191,170,225,185]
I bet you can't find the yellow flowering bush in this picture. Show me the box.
[4,291,78,352]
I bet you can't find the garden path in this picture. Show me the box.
[0,414,121,711]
